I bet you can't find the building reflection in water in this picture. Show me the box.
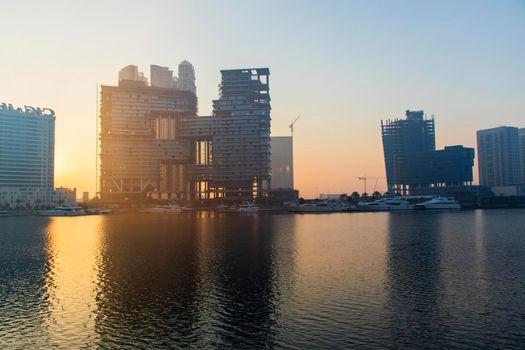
[93,213,291,348]
[281,212,390,348]
[3,210,525,348]
[384,210,525,348]
[0,217,53,348]
[385,212,446,347]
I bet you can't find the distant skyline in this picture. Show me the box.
[1,0,523,198]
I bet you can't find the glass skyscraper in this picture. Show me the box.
[0,103,55,192]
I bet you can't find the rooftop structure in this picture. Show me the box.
[176,60,196,94]
[150,65,174,89]
[118,65,148,85]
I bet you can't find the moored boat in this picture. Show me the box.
[38,207,88,217]
[216,204,237,213]
[358,198,414,211]
[415,197,461,210]
[142,204,185,213]
[237,201,260,213]
[293,201,342,213]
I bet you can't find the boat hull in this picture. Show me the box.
[415,204,461,210]
[38,211,87,217]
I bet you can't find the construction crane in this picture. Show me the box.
[289,115,301,136]
[357,175,384,195]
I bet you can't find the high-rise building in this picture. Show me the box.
[119,65,138,82]
[176,60,196,95]
[150,65,174,89]
[99,66,198,201]
[381,110,435,194]
[118,65,148,85]
[182,68,271,200]
[0,103,55,206]
[100,65,271,202]
[477,126,521,186]
[270,136,293,189]
[381,110,476,195]
[519,128,525,184]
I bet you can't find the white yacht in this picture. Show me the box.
[415,197,461,210]
[237,201,260,213]
[216,204,237,213]
[293,201,343,213]
[142,204,184,213]
[38,207,88,217]
[358,198,414,211]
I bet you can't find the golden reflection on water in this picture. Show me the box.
[291,213,390,320]
[44,216,104,345]
[2,210,524,348]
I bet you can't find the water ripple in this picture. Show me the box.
[1,211,525,348]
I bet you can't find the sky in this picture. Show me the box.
[1,0,524,198]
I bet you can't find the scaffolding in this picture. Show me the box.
[381,110,435,195]
[183,68,272,201]
[99,66,271,203]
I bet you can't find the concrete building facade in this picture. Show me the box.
[99,70,197,201]
[477,126,522,186]
[99,65,271,202]
[182,68,271,200]
[270,136,293,189]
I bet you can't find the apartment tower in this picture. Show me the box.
[477,126,521,186]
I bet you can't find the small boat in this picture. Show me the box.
[358,198,414,211]
[38,207,88,217]
[237,201,260,213]
[415,197,461,210]
[142,204,184,213]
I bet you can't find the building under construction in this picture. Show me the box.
[99,65,271,202]
[381,110,435,194]
[381,110,474,195]
[182,68,271,200]
[99,63,197,202]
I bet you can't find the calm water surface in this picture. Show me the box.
[1,210,525,349]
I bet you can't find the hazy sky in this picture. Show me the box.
[1,0,524,197]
